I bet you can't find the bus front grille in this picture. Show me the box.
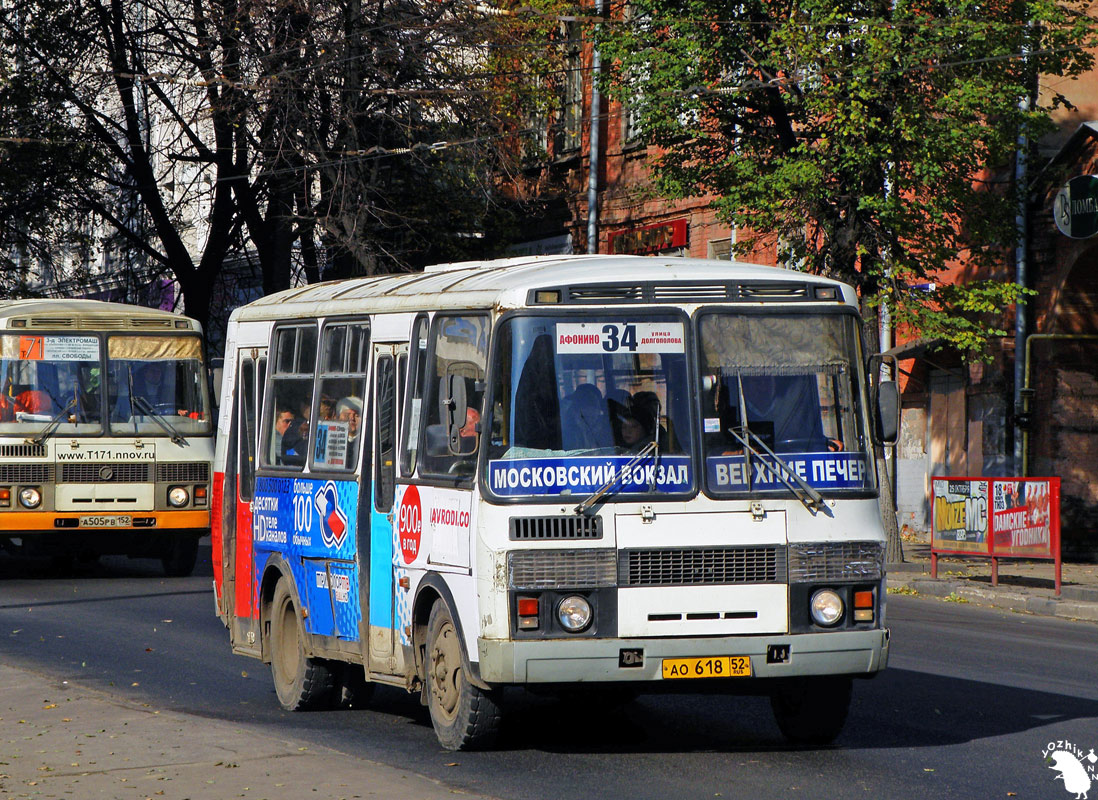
[156,462,210,483]
[59,463,153,483]
[620,546,787,587]
[0,464,54,483]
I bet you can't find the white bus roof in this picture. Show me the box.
[0,298,201,332]
[232,255,857,322]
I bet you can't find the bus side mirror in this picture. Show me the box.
[868,353,899,446]
[440,373,468,455]
[875,381,899,445]
[209,359,224,410]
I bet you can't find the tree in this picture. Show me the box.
[597,0,1097,562]
[596,0,1097,355]
[0,0,563,333]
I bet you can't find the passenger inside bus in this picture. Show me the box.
[561,383,614,451]
[273,406,305,466]
[131,361,187,416]
[0,384,53,421]
[616,406,656,454]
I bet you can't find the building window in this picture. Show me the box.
[555,21,583,154]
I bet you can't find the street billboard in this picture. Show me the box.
[930,476,1062,594]
[931,476,1060,559]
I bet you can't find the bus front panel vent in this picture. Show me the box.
[509,515,603,541]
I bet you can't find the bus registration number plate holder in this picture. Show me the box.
[661,656,751,679]
[79,515,132,528]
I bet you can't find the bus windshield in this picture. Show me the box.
[697,311,874,495]
[107,335,212,437]
[0,334,104,436]
[486,313,694,499]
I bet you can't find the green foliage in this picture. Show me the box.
[596,0,1098,356]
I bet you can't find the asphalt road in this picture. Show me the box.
[1,549,1095,800]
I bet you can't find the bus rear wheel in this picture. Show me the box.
[426,601,501,750]
[770,676,852,745]
[270,578,333,711]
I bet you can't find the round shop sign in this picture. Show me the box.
[398,485,422,564]
[1054,174,1098,239]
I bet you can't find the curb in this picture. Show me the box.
[886,574,1098,624]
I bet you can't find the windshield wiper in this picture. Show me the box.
[725,427,828,515]
[27,397,76,446]
[573,440,659,516]
[132,394,188,446]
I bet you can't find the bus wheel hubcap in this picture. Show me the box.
[430,621,460,718]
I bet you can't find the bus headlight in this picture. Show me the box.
[18,487,41,509]
[810,589,844,627]
[557,595,593,633]
[168,486,190,507]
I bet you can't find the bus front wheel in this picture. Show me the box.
[426,601,501,750]
[162,534,199,577]
[270,578,333,711]
[770,676,852,745]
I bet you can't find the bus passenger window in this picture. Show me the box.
[263,325,317,470]
[311,322,369,472]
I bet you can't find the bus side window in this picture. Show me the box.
[263,326,316,470]
[400,315,429,477]
[239,358,256,502]
[374,355,396,512]
[313,322,369,472]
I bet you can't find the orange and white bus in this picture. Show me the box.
[213,255,898,749]
[0,299,214,575]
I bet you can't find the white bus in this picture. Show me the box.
[213,255,898,749]
[0,299,214,576]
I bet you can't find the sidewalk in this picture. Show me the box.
[887,541,1098,624]
[0,665,496,800]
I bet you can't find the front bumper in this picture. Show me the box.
[477,628,889,684]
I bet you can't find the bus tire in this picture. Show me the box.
[770,676,852,745]
[270,578,333,711]
[426,600,501,750]
[162,535,199,577]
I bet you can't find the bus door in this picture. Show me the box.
[365,343,404,674]
[231,349,265,654]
